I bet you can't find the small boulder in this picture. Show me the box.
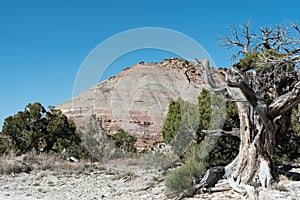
[67,157,79,163]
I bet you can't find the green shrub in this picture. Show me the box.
[165,158,206,197]
[0,160,33,175]
[79,114,111,161]
[162,98,199,155]
[162,89,240,165]
[276,184,288,192]
[113,129,137,152]
[206,135,240,166]
[198,89,212,131]
[275,105,300,163]
[165,144,207,197]
[163,89,240,197]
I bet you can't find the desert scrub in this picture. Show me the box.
[276,184,288,192]
[0,151,104,177]
[47,181,55,186]
[0,160,33,175]
[164,159,206,198]
[112,129,137,152]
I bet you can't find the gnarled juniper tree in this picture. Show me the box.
[198,22,300,198]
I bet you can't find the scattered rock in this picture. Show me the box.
[67,157,79,163]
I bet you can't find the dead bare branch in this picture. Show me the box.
[200,128,240,138]
[220,22,300,62]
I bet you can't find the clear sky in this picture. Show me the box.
[0,0,299,129]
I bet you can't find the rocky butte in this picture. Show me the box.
[57,58,222,151]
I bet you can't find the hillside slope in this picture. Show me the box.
[57,58,221,149]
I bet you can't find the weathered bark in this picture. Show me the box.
[194,166,225,191]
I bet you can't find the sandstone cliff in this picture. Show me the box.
[57,58,219,149]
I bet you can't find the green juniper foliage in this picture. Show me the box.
[170,99,199,156]
[164,88,240,196]
[0,136,13,155]
[275,105,300,163]
[163,88,240,165]
[165,157,206,198]
[162,99,181,143]
[112,128,137,152]
[198,89,212,131]
[1,102,91,159]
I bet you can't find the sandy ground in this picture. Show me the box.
[0,158,299,200]
[0,162,166,200]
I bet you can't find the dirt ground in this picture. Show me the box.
[0,155,299,200]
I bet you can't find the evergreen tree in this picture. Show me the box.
[1,102,91,159]
[198,89,211,130]
[162,99,181,143]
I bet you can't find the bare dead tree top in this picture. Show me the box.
[217,22,300,104]
[219,21,300,62]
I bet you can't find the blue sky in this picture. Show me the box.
[0,0,299,128]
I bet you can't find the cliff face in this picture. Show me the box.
[57,58,214,149]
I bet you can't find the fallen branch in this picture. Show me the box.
[194,166,225,192]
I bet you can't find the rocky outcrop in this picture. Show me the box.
[57,58,217,149]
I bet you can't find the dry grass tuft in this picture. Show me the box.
[0,152,33,175]
[0,151,105,176]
